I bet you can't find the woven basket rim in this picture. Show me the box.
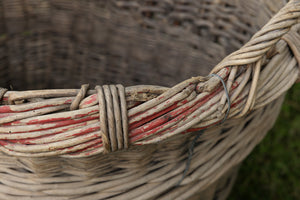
[0,0,299,157]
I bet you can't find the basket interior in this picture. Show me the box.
[0,0,277,90]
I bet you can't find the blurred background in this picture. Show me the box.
[229,83,300,200]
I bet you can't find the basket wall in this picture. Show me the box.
[0,0,282,90]
[0,95,284,199]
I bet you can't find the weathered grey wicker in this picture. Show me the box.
[0,0,299,199]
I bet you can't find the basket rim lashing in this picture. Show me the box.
[0,0,300,159]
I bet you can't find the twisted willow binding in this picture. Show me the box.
[0,0,299,199]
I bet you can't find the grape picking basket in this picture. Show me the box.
[0,0,300,199]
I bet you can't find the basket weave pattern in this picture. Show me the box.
[0,0,300,199]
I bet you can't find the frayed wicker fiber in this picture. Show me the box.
[0,0,300,199]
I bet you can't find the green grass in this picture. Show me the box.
[229,83,300,200]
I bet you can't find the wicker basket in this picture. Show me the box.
[0,0,300,199]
